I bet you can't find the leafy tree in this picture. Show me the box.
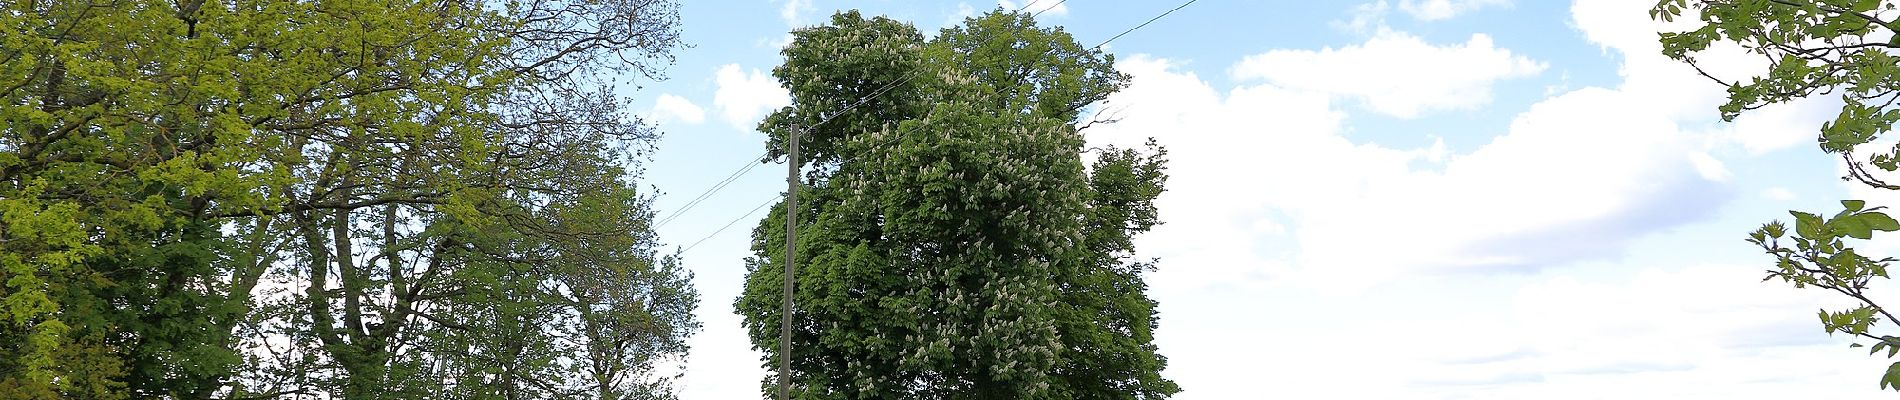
[735,10,1178,399]
[1655,0,1900,391]
[0,0,695,398]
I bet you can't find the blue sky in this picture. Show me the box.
[633,1,1899,398]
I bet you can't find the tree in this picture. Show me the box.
[1655,0,1900,391]
[734,9,1179,399]
[0,0,695,398]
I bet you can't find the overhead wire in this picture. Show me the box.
[1093,0,1197,50]
[655,153,768,228]
[1032,0,1068,18]
[668,73,930,252]
[680,197,775,254]
[655,34,937,229]
[1016,0,1045,12]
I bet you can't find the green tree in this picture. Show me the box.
[1655,0,1900,391]
[735,10,1178,399]
[0,0,695,398]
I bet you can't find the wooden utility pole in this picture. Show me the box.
[779,124,799,400]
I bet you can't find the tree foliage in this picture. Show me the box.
[1655,0,1900,391]
[0,0,697,398]
[735,9,1177,399]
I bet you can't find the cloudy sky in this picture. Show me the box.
[635,0,1900,398]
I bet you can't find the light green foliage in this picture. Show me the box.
[735,9,1178,399]
[1,0,695,398]
[1655,0,1900,391]
[1747,201,1900,388]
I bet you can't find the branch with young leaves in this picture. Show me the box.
[1653,0,1900,392]
[1655,0,1900,186]
[1750,199,1900,389]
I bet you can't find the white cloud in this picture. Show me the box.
[1295,86,1727,281]
[1336,0,1507,33]
[758,34,796,51]
[1716,96,1842,155]
[1148,263,1892,399]
[1335,1,1391,34]
[712,64,791,132]
[779,0,812,26]
[1231,30,1546,118]
[999,0,1068,17]
[944,2,977,29]
[1569,1,1851,185]
[1563,1,1729,122]
[1472,264,1888,399]
[677,307,768,399]
[1094,0,1849,290]
[1509,265,1826,367]
[1398,0,1510,21]
[1690,151,1733,182]
[648,94,706,125]
[1094,51,1724,290]
[1099,2,1900,396]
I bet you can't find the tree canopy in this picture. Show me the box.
[735,9,1178,399]
[0,0,696,398]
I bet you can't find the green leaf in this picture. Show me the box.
[1882,361,1900,390]
[1840,215,1876,240]
[1845,200,1868,212]
[1764,220,1788,239]
[1865,212,1900,232]
[1794,211,1826,239]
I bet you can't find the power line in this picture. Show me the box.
[680,196,775,254]
[655,62,919,227]
[1033,0,1068,17]
[656,154,768,228]
[656,69,921,229]
[1093,0,1197,49]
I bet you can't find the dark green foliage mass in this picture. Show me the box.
[736,9,1178,399]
